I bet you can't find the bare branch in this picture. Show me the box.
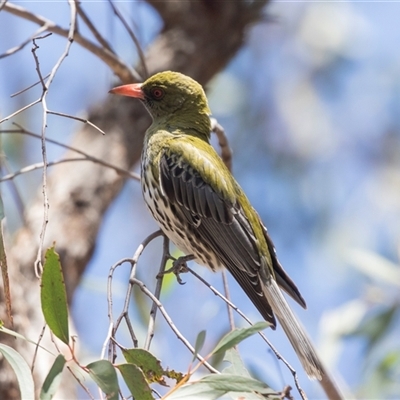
[108,0,148,79]
[0,98,41,125]
[0,25,50,59]
[67,366,96,400]
[0,126,140,181]
[31,35,50,278]
[75,2,114,54]
[47,111,105,135]
[0,157,87,182]
[10,73,51,98]
[221,270,235,331]
[2,2,140,83]
[0,159,25,219]
[106,231,162,361]
[0,0,8,12]
[211,117,232,172]
[186,265,307,400]
[131,277,219,374]
[144,235,170,350]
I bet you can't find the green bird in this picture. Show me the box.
[110,71,324,380]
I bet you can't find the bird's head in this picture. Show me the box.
[110,71,211,137]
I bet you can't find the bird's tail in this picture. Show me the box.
[262,279,324,380]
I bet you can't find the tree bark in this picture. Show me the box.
[0,1,267,398]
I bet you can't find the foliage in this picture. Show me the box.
[0,245,280,399]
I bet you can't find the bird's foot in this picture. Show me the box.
[157,254,195,285]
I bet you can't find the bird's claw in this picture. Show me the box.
[157,254,194,285]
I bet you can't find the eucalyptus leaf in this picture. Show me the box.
[40,246,69,344]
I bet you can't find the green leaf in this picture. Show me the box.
[199,374,275,395]
[222,348,250,377]
[40,246,69,344]
[192,330,206,362]
[167,374,277,400]
[122,348,166,385]
[346,249,400,287]
[349,305,398,351]
[0,323,54,355]
[166,383,225,400]
[0,219,12,325]
[117,363,154,400]
[211,322,270,355]
[0,193,4,220]
[0,344,35,400]
[86,360,119,400]
[40,355,66,400]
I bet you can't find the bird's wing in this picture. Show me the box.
[158,139,327,379]
[159,139,278,324]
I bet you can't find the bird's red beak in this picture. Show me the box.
[109,83,145,99]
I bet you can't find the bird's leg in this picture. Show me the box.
[157,254,195,285]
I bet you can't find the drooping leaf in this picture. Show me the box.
[122,348,165,384]
[40,354,66,400]
[86,360,119,400]
[347,249,400,287]
[0,193,4,220]
[0,322,54,355]
[40,246,69,344]
[117,363,154,400]
[222,348,250,377]
[348,305,398,352]
[0,217,12,325]
[192,330,206,363]
[0,344,35,400]
[122,347,184,384]
[167,373,277,400]
[211,322,270,355]
[199,374,276,395]
[166,382,225,400]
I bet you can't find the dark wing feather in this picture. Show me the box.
[160,152,232,223]
[159,150,303,327]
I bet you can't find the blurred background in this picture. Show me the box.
[1,1,399,399]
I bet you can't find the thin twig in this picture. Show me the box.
[0,127,140,181]
[221,270,235,331]
[75,2,114,53]
[31,1,78,277]
[31,35,50,278]
[67,366,96,400]
[31,324,46,373]
[3,2,141,83]
[101,322,114,361]
[0,160,25,219]
[106,257,136,362]
[144,235,169,350]
[107,0,148,79]
[0,0,8,12]
[106,231,162,361]
[0,98,41,125]
[211,117,232,172]
[11,73,51,98]
[131,277,219,375]
[0,25,50,60]
[47,111,105,135]
[185,266,307,400]
[0,157,87,183]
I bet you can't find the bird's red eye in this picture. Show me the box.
[151,87,164,100]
